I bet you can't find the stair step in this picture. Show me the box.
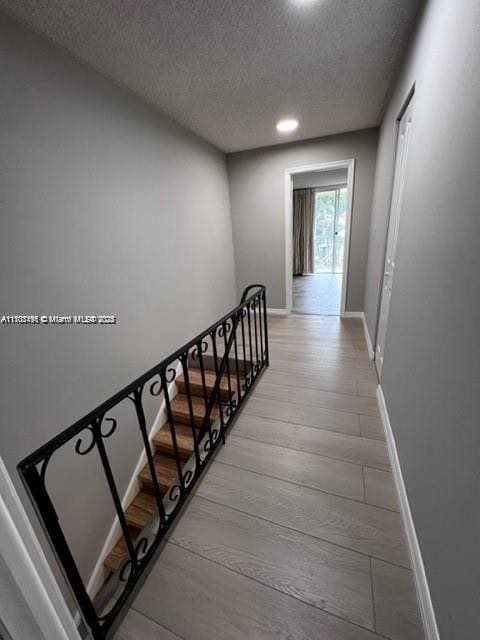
[153,423,195,460]
[170,394,221,427]
[177,369,240,401]
[139,453,180,494]
[103,525,138,573]
[125,491,158,529]
[102,370,241,577]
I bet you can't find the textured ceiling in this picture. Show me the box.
[0,0,422,152]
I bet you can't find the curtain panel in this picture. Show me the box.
[293,188,315,275]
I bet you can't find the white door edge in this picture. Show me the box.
[375,95,414,377]
[0,457,81,640]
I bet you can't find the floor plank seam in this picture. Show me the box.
[369,556,378,635]
[267,361,377,374]
[232,420,385,448]
[215,455,400,513]
[215,458,385,509]
[268,343,368,358]
[229,427,383,455]
[270,336,366,345]
[195,494,411,571]
[216,460,366,504]
[168,540,389,639]
[258,376,368,398]
[225,432,390,473]
[129,606,187,640]
[252,392,381,420]
[360,432,386,443]
[242,409,361,436]
[361,465,367,503]
[267,359,376,374]
[269,343,369,351]
[239,415,383,447]
[366,554,414,573]
[264,358,376,372]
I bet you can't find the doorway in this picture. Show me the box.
[285,160,355,316]
[375,93,414,377]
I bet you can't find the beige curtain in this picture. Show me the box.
[293,188,315,275]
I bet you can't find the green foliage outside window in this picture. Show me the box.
[314,187,347,273]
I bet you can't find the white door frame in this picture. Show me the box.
[0,457,81,640]
[284,159,355,315]
[374,88,415,377]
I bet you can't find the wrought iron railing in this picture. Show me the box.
[17,284,268,639]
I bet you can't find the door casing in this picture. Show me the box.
[284,159,355,316]
[375,91,415,377]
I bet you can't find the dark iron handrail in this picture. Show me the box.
[17,285,269,640]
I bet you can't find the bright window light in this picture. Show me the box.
[276,118,299,133]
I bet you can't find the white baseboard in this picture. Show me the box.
[377,386,440,640]
[341,311,374,360]
[361,313,375,360]
[86,364,181,598]
[267,308,289,316]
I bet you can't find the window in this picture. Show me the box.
[314,187,347,273]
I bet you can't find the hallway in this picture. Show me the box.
[116,315,424,640]
[293,273,342,315]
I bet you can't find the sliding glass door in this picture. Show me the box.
[314,187,347,273]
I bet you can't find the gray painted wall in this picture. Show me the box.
[363,0,480,636]
[0,14,236,581]
[227,129,378,310]
[292,168,347,190]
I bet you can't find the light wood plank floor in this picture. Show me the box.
[293,274,342,315]
[116,314,425,640]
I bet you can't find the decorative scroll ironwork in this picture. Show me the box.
[17,284,269,640]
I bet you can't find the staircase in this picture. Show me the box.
[18,284,268,640]
[103,368,239,574]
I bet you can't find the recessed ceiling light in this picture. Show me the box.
[276,118,299,133]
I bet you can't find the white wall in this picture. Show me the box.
[0,13,236,582]
[227,129,378,311]
[363,0,480,636]
[0,556,43,640]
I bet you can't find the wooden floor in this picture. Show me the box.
[293,273,342,315]
[115,315,424,640]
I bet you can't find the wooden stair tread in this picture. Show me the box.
[177,369,242,400]
[139,454,180,493]
[103,525,137,573]
[170,394,220,427]
[103,370,243,576]
[153,423,195,460]
[125,491,157,529]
